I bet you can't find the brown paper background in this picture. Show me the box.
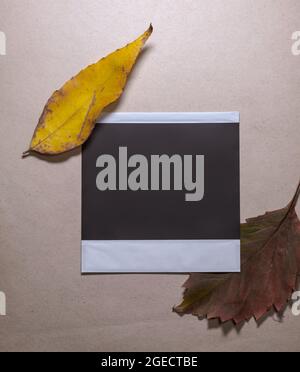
[0,0,299,352]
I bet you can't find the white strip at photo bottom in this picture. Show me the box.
[81,240,241,273]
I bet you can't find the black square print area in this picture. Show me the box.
[82,122,240,241]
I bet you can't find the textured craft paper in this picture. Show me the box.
[1,0,300,352]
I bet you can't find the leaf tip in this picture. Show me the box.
[22,150,32,158]
[142,24,153,44]
[173,301,188,316]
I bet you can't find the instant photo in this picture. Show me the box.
[81,113,240,273]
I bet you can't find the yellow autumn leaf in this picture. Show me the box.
[23,25,153,156]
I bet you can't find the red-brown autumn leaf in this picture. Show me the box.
[174,181,300,324]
